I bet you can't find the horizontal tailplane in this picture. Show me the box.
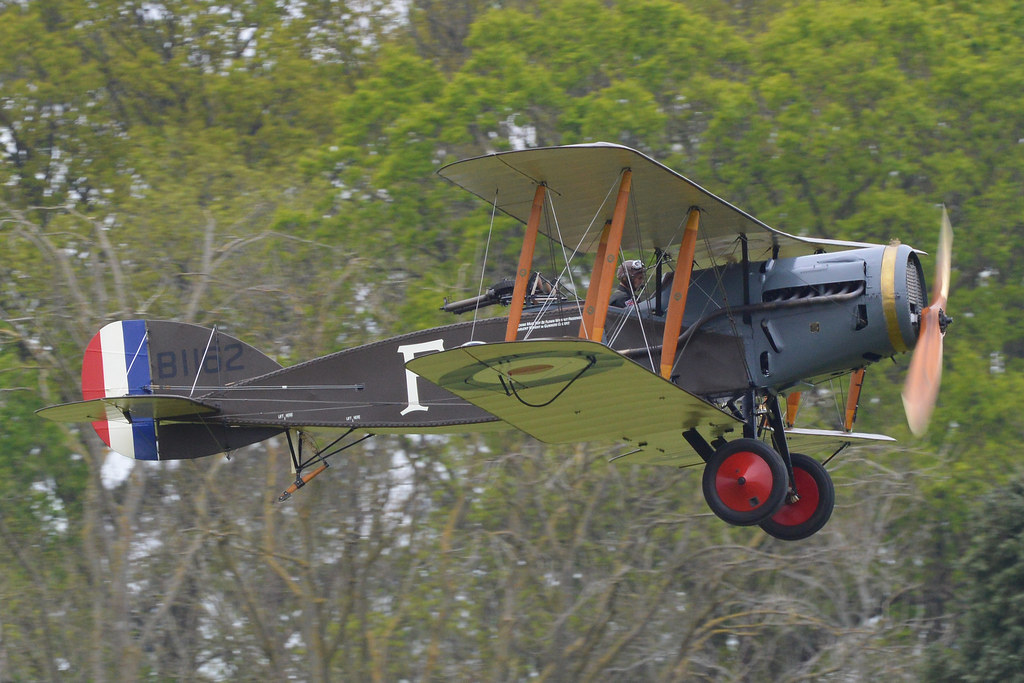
[37,395,219,423]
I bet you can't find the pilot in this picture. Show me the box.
[609,259,645,307]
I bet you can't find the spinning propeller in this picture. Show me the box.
[902,207,954,436]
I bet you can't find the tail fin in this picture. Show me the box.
[76,320,283,460]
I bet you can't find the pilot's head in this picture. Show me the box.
[617,259,645,291]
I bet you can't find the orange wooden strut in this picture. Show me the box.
[277,462,329,502]
[844,368,866,432]
[505,184,547,342]
[578,221,612,339]
[786,392,802,428]
[589,170,633,342]
[659,208,701,379]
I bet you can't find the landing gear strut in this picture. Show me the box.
[277,428,373,502]
[698,392,836,539]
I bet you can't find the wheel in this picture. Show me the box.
[702,438,788,526]
[760,452,835,541]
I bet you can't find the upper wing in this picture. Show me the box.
[406,338,741,459]
[438,143,877,263]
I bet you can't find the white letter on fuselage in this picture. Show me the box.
[397,339,445,415]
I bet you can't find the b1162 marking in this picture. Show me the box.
[155,343,245,379]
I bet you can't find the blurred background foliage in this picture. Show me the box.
[1,0,1020,679]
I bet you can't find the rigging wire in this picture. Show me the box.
[190,325,217,397]
[605,264,655,370]
[522,189,578,338]
[831,374,847,430]
[521,173,621,340]
[470,188,501,342]
[674,222,737,362]
[606,189,654,368]
[124,330,150,388]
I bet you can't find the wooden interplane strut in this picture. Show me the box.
[844,368,866,432]
[578,221,612,339]
[588,170,633,342]
[785,392,802,428]
[505,184,547,341]
[659,208,701,379]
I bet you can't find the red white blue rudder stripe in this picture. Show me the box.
[81,320,159,460]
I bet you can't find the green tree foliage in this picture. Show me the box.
[925,477,1024,682]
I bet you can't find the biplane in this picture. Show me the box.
[38,143,953,540]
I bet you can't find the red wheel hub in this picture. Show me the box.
[715,451,776,512]
[770,467,820,526]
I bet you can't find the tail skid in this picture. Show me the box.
[276,428,373,502]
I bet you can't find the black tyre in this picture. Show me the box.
[759,452,835,541]
[702,438,788,526]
